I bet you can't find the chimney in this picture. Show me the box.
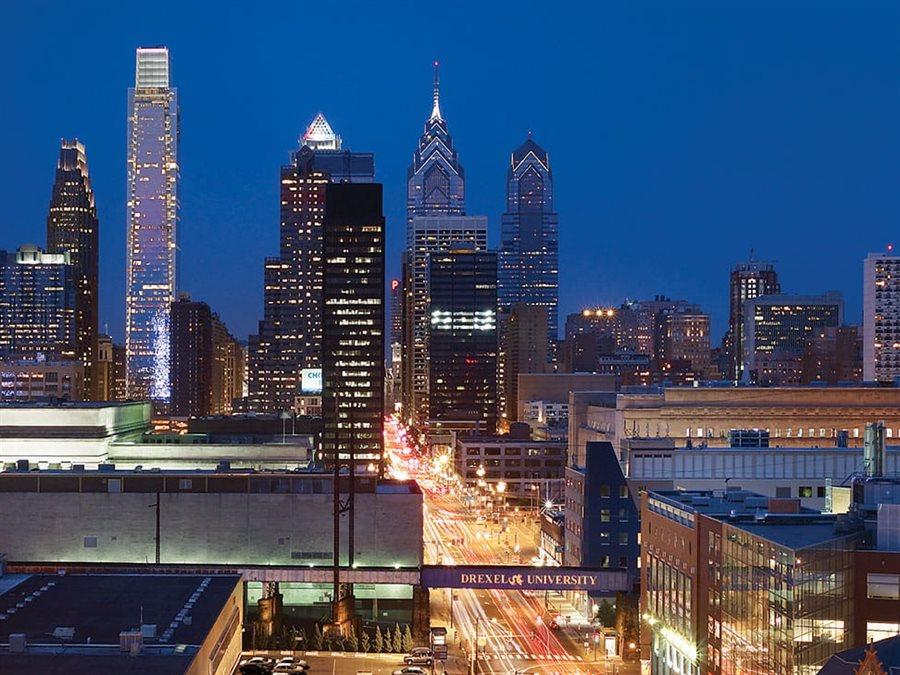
[767,498,801,514]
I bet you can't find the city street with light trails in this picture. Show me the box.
[384,418,638,674]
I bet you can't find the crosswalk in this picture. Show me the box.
[477,653,584,662]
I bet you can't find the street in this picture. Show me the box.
[383,419,639,675]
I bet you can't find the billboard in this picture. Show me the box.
[301,368,322,394]
[420,565,629,592]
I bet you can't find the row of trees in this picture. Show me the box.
[309,623,415,654]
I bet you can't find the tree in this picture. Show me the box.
[360,629,371,653]
[392,623,403,653]
[402,625,414,652]
[312,624,324,650]
[596,599,616,628]
[346,624,359,652]
[374,625,385,653]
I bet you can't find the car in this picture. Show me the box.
[393,668,427,675]
[240,656,276,668]
[274,666,306,674]
[240,664,272,675]
[404,648,434,666]
[276,658,310,669]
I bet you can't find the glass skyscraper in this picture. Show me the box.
[498,134,559,345]
[46,139,99,399]
[0,246,76,360]
[125,47,179,402]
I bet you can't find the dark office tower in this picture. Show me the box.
[322,183,385,474]
[0,246,75,360]
[725,258,780,381]
[169,295,213,417]
[46,139,99,400]
[406,62,465,239]
[428,246,498,434]
[498,135,559,346]
[499,304,548,422]
[248,114,374,413]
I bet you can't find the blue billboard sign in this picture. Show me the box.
[420,565,629,592]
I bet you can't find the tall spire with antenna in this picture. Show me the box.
[430,60,442,122]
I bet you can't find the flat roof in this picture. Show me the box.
[731,519,847,550]
[0,573,240,673]
[0,401,148,409]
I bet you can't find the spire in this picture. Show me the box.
[430,60,442,122]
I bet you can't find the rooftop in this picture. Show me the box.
[0,573,239,674]
[731,519,848,550]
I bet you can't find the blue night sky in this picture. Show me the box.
[4,1,900,343]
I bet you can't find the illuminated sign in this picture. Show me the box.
[391,279,399,291]
[301,368,322,394]
[420,565,629,592]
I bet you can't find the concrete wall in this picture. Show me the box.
[0,491,422,568]
[187,577,243,675]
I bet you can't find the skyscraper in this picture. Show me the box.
[726,258,780,381]
[427,246,498,433]
[169,295,213,418]
[742,292,844,384]
[401,216,487,425]
[125,47,179,402]
[46,139,99,399]
[406,62,465,237]
[0,246,75,360]
[498,135,559,345]
[248,114,374,413]
[864,251,900,382]
[499,304,548,422]
[322,182,385,473]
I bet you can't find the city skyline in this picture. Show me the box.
[6,2,900,346]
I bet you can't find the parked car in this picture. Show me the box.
[393,667,428,675]
[275,657,309,670]
[240,663,272,675]
[404,648,434,666]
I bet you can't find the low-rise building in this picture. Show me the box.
[0,468,422,569]
[0,359,84,401]
[565,441,639,619]
[454,425,566,501]
[0,572,242,675]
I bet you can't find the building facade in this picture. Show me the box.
[863,251,900,382]
[169,296,213,417]
[402,63,470,426]
[499,304,548,422]
[454,429,566,500]
[498,135,559,345]
[401,216,487,425]
[427,246,498,433]
[641,490,856,675]
[0,246,75,360]
[125,47,179,401]
[742,292,844,384]
[726,258,780,381]
[321,182,385,473]
[248,114,374,414]
[46,139,100,400]
[0,359,84,401]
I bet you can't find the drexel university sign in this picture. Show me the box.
[420,565,630,592]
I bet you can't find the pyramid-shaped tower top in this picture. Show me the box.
[301,113,342,151]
